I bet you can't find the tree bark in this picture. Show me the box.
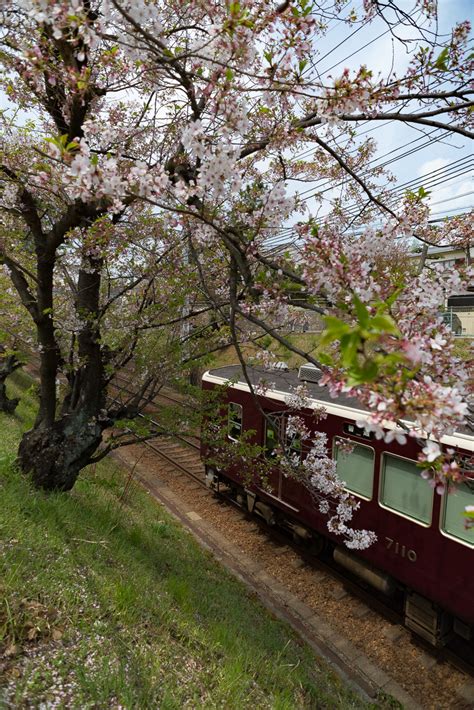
[18,256,109,491]
[0,352,22,414]
[17,412,103,491]
[35,255,61,428]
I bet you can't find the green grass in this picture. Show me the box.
[0,373,370,709]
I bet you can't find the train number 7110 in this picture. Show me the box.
[385,537,417,562]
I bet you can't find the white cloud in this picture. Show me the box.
[417,158,449,178]
[427,179,473,214]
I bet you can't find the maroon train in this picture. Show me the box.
[201,364,474,647]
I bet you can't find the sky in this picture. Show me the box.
[294,0,474,224]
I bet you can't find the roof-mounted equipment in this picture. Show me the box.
[298,363,322,383]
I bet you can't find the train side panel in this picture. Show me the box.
[201,379,474,626]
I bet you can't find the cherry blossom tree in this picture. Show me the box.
[0,1,472,539]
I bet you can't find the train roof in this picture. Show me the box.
[203,364,474,453]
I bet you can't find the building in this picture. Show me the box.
[410,245,473,337]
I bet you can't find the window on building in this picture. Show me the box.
[228,402,243,441]
[439,258,456,269]
[380,454,433,524]
[334,438,374,499]
[442,481,474,546]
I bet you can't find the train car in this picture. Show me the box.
[201,363,474,647]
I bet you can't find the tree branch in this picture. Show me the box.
[0,254,39,322]
[312,135,398,219]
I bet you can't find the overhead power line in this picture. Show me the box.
[270,156,473,240]
[263,163,473,248]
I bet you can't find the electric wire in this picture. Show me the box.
[269,155,473,240]
[264,167,473,248]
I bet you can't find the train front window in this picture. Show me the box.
[334,438,374,500]
[442,481,474,547]
[380,453,433,525]
[228,402,243,441]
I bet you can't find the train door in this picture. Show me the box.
[280,421,306,512]
[261,412,319,517]
[261,412,284,498]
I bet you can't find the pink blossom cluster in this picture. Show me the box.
[300,210,472,484]
[282,397,376,550]
[67,144,128,211]
[18,0,102,49]
[304,437,377,549]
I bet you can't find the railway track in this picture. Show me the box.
[115,436,474,709]
[140,437,204,485]
[106,372,474,690]
[112,371,187,408]
[131,429,474,679]
[106,384,203,486]
[12,358,474,705]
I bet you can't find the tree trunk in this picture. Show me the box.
[17,414,103,491]
[17,255,110,491]
[0,381,19,414]
[0,353,22,414]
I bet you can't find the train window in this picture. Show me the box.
[265,415,281,457]
[264,415,303,461]
[228,402,243,441]
[380,453,433,525]
[286,430,302,462]
[334,438,374,499]
[441,481,474,547]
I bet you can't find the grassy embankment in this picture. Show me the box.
[211,332,473,371]
[209,333,323,370]
[1,372,370,709]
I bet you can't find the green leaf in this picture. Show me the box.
[360,360,379,381]
[317,352,332,366]
[347,359,378,386]
[370,314,400,336]
[340,332,360,367]
[353,294,369,328]
[320,316,351,345]
[434,47,449,71]
[417,186,431,200]
[384,288,403,308]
